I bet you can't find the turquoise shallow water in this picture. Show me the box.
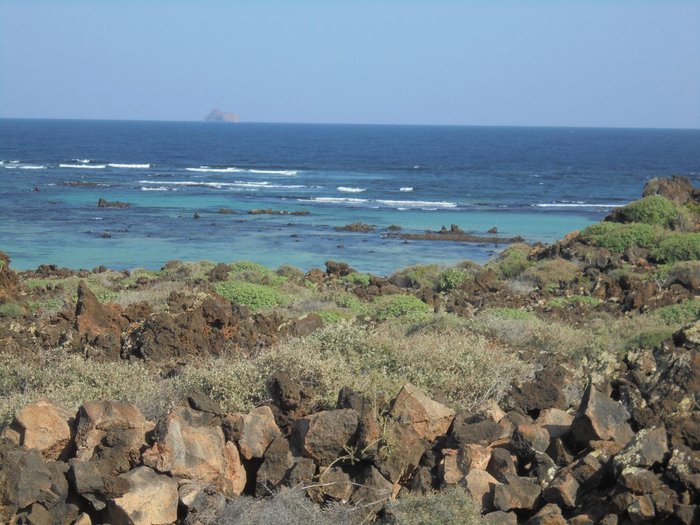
[1,120,698,274]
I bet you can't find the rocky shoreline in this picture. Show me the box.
[0,177,698,524]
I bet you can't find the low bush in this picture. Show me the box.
[213,280,287,312]
[650,233,700,263]
[437,268,471,292]
[343,272,372,287]
[579,222,661,253]
[614,195,684,229]
[334,292,370,316]
[626,329,674,351]
[0,302,23,318]
[384,486,482,525]
[316,310,346,325]
[654,298,700,325]
[389,264,442,290]
[484,307,537,320]
[370,294,431,321]
[521,258,579,288]
[489,243,532,279]
[227,261,286,286]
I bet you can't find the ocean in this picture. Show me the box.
[1,119,699,275]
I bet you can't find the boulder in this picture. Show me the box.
[315,467,354,502]
[627,494,655,524]
[493,474,542,512]
[451,413,503,446]
[487,448,517,483]
[543,467,580,508]
[10,399,74,460]
[524,503,567,525]
[374,421,426,483]
[75,281,127,358]
[511,424,550,459]
[0,447,60,520]
[483,511,518,525]
[440,444,492,485]
[68,458,129,511]
[534,408,573,439]
[570,384,634,447]
[291,409,358,466]
[642,175,696,205]
[142,408,246,497]
[230,406,282,460]
[463,469,499,513]
[618,467,660,495]
[348,466,393,521]
[178,484,226,520]
[612,426,668,476]
[390,384,455,442]
[73,401,149,463]
[255,436,294,495]
[107,466,178,525]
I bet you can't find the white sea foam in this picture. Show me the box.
[74,159,91,164]
[399,187,414,192]
[185,166,243,173]
[337,186,366,193]
[138,180,304,190]
[248,169,297,176]
[140,186,171,191]
[19,165,47,170]
[533,203,624,208]
[109,163,151,169]
[377,199,457,209]
[59,163,106,169]
[308,197,369,204]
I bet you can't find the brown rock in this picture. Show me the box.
[570,384,634,447]
[291,409,358,465]
[375,421,426,483]
[73,401,149,463]
[544,468,580,508]
[316,467,354,502]
[11,399,74,460]
[524,503,567,525]
[619,467,660,495]
[642,175,696,205]
[493,474,542,512]
[107,466,178,525]
[627,494,655,524]
[256,436,294,495]
[451,413,503,446]
[75,281,127,358]
[512,424,550,459]
[390,383,455,442]
[142,408,246,497]
[487,448,518,483]
[286,458,316,487]
[463,469,499,513]
[235,406,282,460]
[348,466,392,521]
[674,503,699,525]
[612,426,668,476]
[534,408,573,439]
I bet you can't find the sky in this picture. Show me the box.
[0,1,699,128]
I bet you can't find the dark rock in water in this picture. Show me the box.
[395,224,524,244]
[248,208,310,216]
[101,232,112,238]
[488,226,498,234]
[204,108,240,123]
[218,208,237,214]
[33,186,40,192]
[334,222,375,233]
[387,224,402,231]
[193,212,200,219]
[97,198,130,208]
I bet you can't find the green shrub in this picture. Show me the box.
[627,329,674,351]
[371,294,431,321]
[489,243,532,279]
[343,272,372,287]
[334,292,370,315]
[275,264,305,283]
[580,222,662,253]
[0,302,23,318]
[650,233,700,263]
[316,310,346,325]
[615,195,683,229]
[484,307,537,320]
[438,268,471,292]
[549,295,601,309]
[389,264,442,290]
[654,298,700,325]
[384,486,482,525]
[521,258,579,288]
[227,261,286,286]
[213,281,287,312]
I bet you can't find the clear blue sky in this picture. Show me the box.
[1,1,698,128]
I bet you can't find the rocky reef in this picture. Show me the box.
[204,108,240,123]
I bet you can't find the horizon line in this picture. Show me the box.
[0,116,699,132]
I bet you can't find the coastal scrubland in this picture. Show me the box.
[0,176,698,524]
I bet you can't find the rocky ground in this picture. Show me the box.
[0,176,698,524]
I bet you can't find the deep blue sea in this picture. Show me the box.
[1,119,699,274]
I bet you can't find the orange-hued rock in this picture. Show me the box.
[142,408,246,497]
[108,466,178,525]
[233,406,282,460]
[11,399,74,460]
[74,401,149,462]
[390,384,455,442]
